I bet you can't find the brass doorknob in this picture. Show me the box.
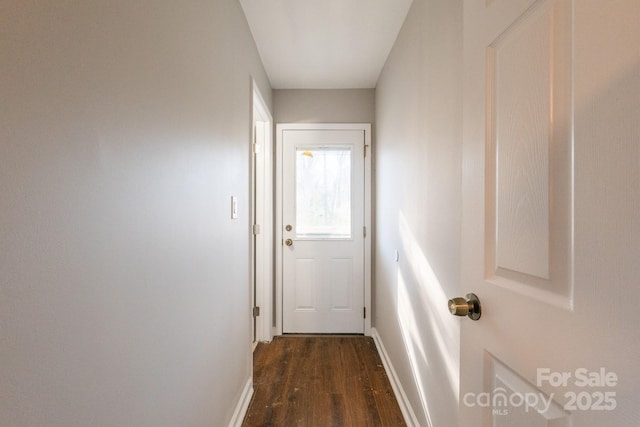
[448,293,481,320]
[284,238,293,246]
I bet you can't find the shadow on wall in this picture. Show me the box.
[396,212,460,423]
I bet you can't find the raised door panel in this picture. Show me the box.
[329,257,353,311]
[484,355,570,426]
[294,258,317,311]
[485,0,573,307]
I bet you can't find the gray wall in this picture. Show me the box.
[374,0,463,425]
[0,1,271,426]
[273,89,375,123]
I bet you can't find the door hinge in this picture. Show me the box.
[253,143,261,154]
[364,145,369,157]
[252,224,261,235]
[363,226,367,238]
[253,306,260,317]
[363,307,366,319]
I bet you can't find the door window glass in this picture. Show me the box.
[295,147,352,238]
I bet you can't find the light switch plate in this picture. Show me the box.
[231,196,238,219]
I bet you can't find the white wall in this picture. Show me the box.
[374,0,463,425]
[0,1,271,426]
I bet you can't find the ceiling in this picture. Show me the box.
[238,0,414,89]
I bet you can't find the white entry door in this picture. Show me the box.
[281,127,366,334]
[460,0,639,425]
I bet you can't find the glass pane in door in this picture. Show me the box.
[295,147,352,238]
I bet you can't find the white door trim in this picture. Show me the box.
[275,123,372,336]
[250,79,273,343]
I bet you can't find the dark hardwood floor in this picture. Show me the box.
[242,335,406,427]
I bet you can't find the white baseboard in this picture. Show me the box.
[228,378,253,427]
[371,327,421,427]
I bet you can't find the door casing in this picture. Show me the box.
[275,123,372,336]
[250,79,273,343]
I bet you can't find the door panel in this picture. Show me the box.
[462,0,639,425]
[329,258,353,310]
[282,129,365,333]
[485,354,569,426]
[294,258,316,310]
[485,0,573,303]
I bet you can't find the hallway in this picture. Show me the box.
[243,336,405,426]
[2,1,639,426]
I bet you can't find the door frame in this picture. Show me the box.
[250,79,273,343]
[275,123,372,336]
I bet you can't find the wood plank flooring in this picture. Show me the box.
[242,335,406,427]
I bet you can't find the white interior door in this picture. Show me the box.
[281,128,366,334]
[460,0,639,425]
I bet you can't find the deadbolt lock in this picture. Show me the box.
[448,293,481,321]
[285,224,292,232]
